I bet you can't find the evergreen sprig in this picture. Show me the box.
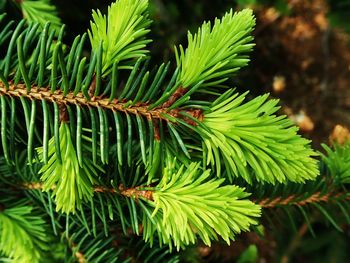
[142,162,261,250]
[0,201,49,263]
[196,89,319,183]
[0,0,344,260]
[37,123,103,214]
[175,8,255,89]
[250,141,350,236]
[17,0,62,32]
[88,0,152,75]
[322,142,350,184]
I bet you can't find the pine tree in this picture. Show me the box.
[0,0,349,262]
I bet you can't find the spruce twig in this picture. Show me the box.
[0,81,203,124]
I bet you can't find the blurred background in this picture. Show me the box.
[1,0,350,262]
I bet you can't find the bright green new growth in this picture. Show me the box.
[0,205,49,263]
[0,0,329,258]
[142,162,261,250]
[88,0,152,75]
[37,123,101,214]
[198,89,319,184]
[322,142,350,184]
[21,0,62,31]
[175,9,255,88]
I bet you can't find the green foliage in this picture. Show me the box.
[175,8,255,88]
[198,89,319,184]
[88,0,152,75]
[142,162,261,250]
[0,202,49,263]
[19,0,62,32]
[237,244,258,263]
[0,0,342,261]
[293,229,348,263]
[64,221,181,263]
[322,142,350,184]
[328,0,350,33]
[37,123,102,214]
[251,158,350,244]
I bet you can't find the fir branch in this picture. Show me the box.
[0,81,203,124]
[322,141,350,184]
[22,182,154,201]
[21,181,350,209]
[175,8,255,89]
[258,191,350,208]
[88,0,151,75]
[0,203,49,263]
[18,163,261,250]
[197,89,319,184]
[0,1,338,257]
[18,0,62,32]
[36,123,103,214]
[151,9,255,109]
[141,162,261,250]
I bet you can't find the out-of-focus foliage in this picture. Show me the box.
[236,245,258,263]
[322,141,350,184]
[327,0,350,33]
[237,0,291,15]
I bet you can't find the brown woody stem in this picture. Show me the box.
[23,182,348,207]
[0,82,203,125]
[161,86,188,108]
[23,182,154,201]
[258,191,349,208]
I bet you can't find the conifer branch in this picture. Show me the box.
[2,0,348,257]
[22,182,350,209]
[0,81,203,124]
[88,0,151,75]
[258,191,350,208]
[0,202,50,263]
[175,9,255,89]
[197,89,319,184]
[23,182,154,201]
[17,0,62,32]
